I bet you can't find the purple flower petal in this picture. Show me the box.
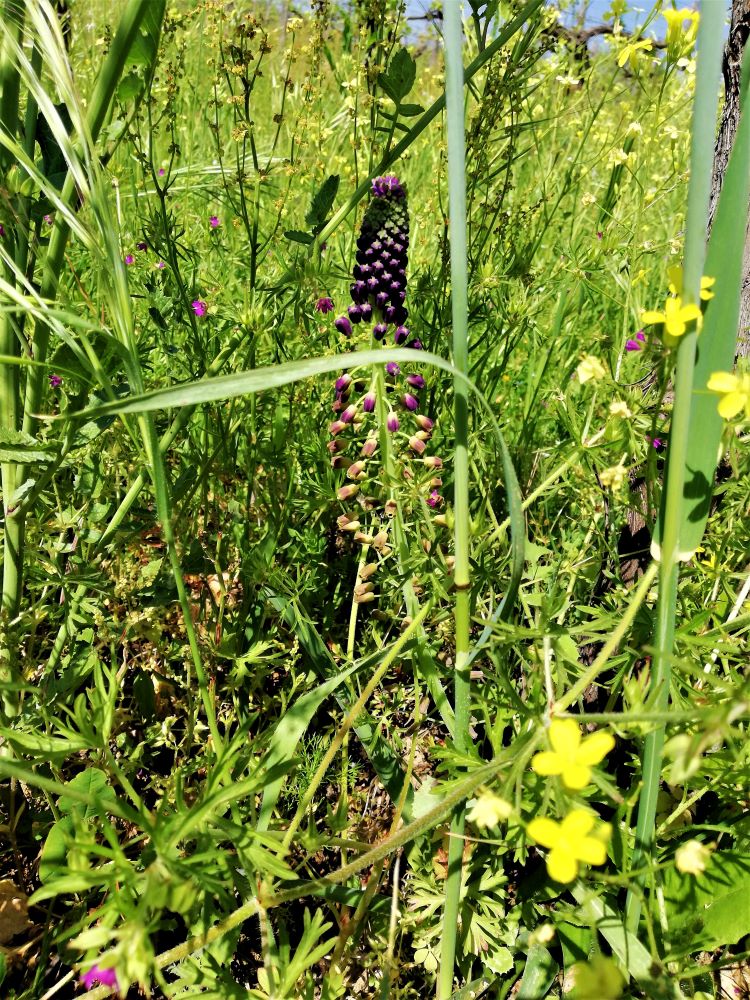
[192,300,207,317]
[315,296,334,314]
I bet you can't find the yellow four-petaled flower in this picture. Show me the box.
[532,718,615,789]
[641,296,702,338]
[527,809,611,884]
[707,371,750,421]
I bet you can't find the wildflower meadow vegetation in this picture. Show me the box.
[1,0,749,997]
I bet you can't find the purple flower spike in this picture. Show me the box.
[402,393,418,411]
[348,304,363,323]
[372,175,405,198]
[386,411,400,432]
[363,392,376,412]
[192,300,207,317]
[407,374,425,390]
[386,362,400,376]
[316,296,334,314]
[373,323,387,341]
[335,315,353,337]
[81,965,119,991]
[625,339,642,352]
[394,325,409,345]
[48,373,63,389]
[335,374,352,393]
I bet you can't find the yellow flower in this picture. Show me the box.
[667,265,715,300]
[577,354,606,383]
[663,8,700,60]
[706,371,750,421]
[599,459,628,491]
[609,400,632,419]
[532,719,615,789]
[466,791,513,829]
[641,296,702,338]
[617,37,653,70]
[527,809,611,883]
[675,839,712,876]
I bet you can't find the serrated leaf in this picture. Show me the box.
[304,174,340,232]
[284,229,314,245]
[378,47,416,103]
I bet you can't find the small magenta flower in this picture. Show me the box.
[316,297,334,314]
[0,223,5,237]
[209,215,220,228]
[386,411,399,432]
[192,300,207,317]
[44,215,53,225]
[427,489,442,508]
[386,362,400,376]
[626,330,646,352]
[156,260,166,269]
[362,391,376,412]
[80,965,119,990]
[402,393,418,411]
[335,315,352,336]
[340,404,357,424]
[124,254,134,265]
[407,373,425,389]
[48,373,63,389]
[158,167,166,176]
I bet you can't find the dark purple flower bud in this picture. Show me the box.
[348,304,363,323]
[363,391,376,412]
[351,281,368,303]
[386,411,399,432]
[407,374,425,390]
[410,339,423,350]
[373,323,387,340]
[48,373,63,388]
[415,414,434,432]
[386,362,400,376]
[315,296,335,314]
[382,271,393,283]
[335,315,352,337]
[367,276,379,292]
[394,325,409,345]
[376,291,389,309]
[360,302,373,321]
[341,404,357,423]
[389,280,402,294]
[372,175,405,198]
[136,241,148,251]
[335,373,352,393]
[402,393,418,411]
[384,306,397,323]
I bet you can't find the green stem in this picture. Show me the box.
[440,3,471,996]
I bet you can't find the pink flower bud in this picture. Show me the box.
[386,411,399,432]
[415,414,434,432]
[340,404,357,423]
[337,483,360,501]
[409,435,426,455]
[423,456,443,469]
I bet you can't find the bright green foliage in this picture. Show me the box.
[0,2,748,1000]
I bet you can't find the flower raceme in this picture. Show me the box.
[707,371,750,421]
[531,718,614,790]
[527,809,611,884]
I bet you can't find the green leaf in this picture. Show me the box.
[517,943,557,999]
[378,47,416,103]
[0,428,53,464]
[115,0,166,103]
[38,816,74,883]
[257,663,358,830]
[652,35,750,560]
[304,174,340,232]
[399,102,425,117]
[58,768,118,819]
[284,229,314,245]
[662,851,750,953]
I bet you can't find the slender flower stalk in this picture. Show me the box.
[439,4,472,996]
